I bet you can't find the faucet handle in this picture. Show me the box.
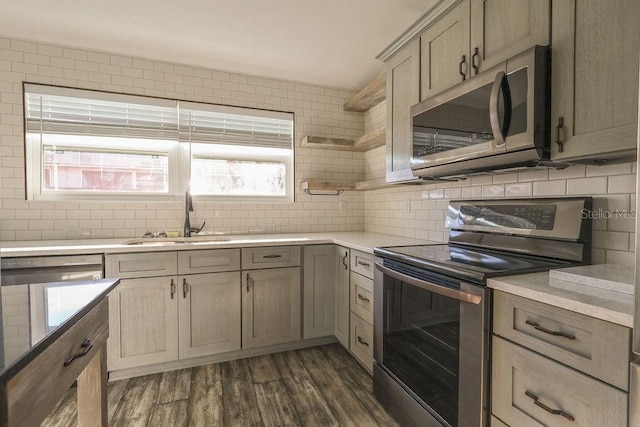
[190,220,206,235]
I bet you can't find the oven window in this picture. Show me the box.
[383,278,461,425]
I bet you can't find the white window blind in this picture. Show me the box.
[23,84,295,202]
[24,84,179,140]
[179,102,293,149]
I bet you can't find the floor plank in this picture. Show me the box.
[274,350,338,427]
[148,401,188,427]
[253,380,300,426]
[185,364,224,426]
[220,359,263,426]
[42,344,397,427]
[298,346,379,427]
[248,354,281,384]
[109,374,160,427]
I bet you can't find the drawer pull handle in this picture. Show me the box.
[357,294,370,303]
[246,273,252,292]
[64,339,93,367]
[170,279,176,299]
[525,320,576,340]
[263,254,282,259]
[357,336,369,347]
[183,278,188,298]
[342,251,348,270]
[525,391,575,422]
[357,260,371,268]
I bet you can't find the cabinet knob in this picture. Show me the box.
[555,117,564,153]
[459,55,467,81]
[357,294,370,303]
[525,319,575,340]
[472,47,480,75]
[63,338,93,367]
[525,390,575,421]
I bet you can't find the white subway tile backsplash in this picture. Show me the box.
[566,177,608,195]
[608,174,636,194]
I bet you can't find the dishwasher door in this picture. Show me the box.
[1,255,104,285]
[1,254,105,343]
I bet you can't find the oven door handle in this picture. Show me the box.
[375,261,483,305]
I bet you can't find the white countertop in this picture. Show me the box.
[488,272,633,327]
[0,232,434,257]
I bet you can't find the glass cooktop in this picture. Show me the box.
[375,244,573,284]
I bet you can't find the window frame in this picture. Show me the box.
[23,83,295,203]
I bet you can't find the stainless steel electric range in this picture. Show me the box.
[372,197,592,427]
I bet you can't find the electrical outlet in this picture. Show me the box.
[264,224,276,233]
[405,199,412,213]
[339,200,347,213]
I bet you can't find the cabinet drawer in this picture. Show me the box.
[178,249,240,274]
[350,313,373,373]
[106,251,177,278]
[7,299,108,427]
[242,246,301,269]
[350,250,374,279]
[492,336,627,427]
[494,291,631,390]
[350,272,373,325]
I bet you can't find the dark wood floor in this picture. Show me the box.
[43,343,399,426]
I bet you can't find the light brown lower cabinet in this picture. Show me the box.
[178,272,241,359]
[242,267,301,349]
[492,336,627,426]
[108,272,242,370]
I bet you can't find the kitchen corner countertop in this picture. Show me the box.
[0,232,434,258]
[488,272,633,327]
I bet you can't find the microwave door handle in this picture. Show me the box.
[489,71,507,148]
[374,261,482,305]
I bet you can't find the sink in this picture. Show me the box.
[123,236,231,245]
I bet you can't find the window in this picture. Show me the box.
[24,84,294,201]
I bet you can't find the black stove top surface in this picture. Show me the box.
[375,244,574,285]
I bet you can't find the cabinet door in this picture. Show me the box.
[334,246,350,348]
[242,267,301,349]
[492,336,628,427]
[420,0,470,100]
[551,0,639,162]
[303,245,335,339]
[108,277,178,370]
[470,0,550,73]
[386,38,421,183]
[178,272,241,359]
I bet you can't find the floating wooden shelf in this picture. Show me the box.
[301,128,385,152]
[301,177,420,194]
[301,180,354,195]
[343,74,386,112]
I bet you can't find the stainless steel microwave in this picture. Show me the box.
[410,45,551,179]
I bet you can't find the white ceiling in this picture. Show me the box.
[0,0,439,90]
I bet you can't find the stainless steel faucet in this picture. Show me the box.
[184,189,206,237]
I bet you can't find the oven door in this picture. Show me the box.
[374,258,490,427]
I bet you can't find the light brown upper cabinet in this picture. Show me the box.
[551,0,639,162]
[420,0,470,101]
[386,39,421,183]
[469,0,550,73]
[421,0,550,101]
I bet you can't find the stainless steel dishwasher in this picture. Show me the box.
[1,254,105,345]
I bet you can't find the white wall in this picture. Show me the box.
[0,36,366,241]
